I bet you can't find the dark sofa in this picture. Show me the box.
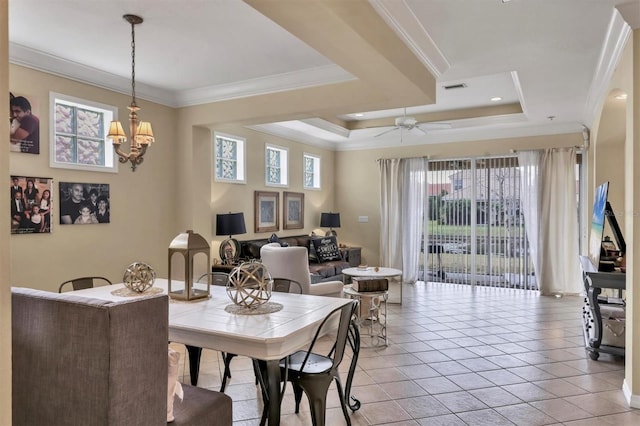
[239,234,350,282]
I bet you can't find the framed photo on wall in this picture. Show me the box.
[59,182,110,225]
[10,92,40,154]
[11,175,53,234]
[283,191,304,230]
[255,191,279,233]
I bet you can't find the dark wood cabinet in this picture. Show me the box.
[211,263,236,273]
[340,247,362,267]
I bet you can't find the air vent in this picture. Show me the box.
[443,83,467,90]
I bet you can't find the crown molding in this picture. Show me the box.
[299,118,350,138]
[246,123,339,150]
[336,120,584,151]
[9,42,356,108]
[369,0,449,78]
[582,9,631,128]
[175,65,355,107]
[9,42,176,106]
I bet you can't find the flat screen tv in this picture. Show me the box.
[588,182,609,268]
[588,182,625,270]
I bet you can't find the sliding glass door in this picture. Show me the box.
[422,156,536,290]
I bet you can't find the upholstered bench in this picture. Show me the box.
[11,287,232,426]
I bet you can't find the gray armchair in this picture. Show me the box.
[11,287,232,426]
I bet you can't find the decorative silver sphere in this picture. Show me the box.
[227,262,272,308]
[123,261,156,293]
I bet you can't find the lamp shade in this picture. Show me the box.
[135,121,155,144]
[320,212,341,228]
[108,121,126,141]
[216,212,247,237]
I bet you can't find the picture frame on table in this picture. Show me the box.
[283,191,304,230]
[255,190,279,233]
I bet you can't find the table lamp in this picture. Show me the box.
[216,212,246,264]
[320,212,340,237]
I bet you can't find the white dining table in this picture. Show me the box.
[70,278,353,426]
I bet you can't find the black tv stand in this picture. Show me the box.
[580,257,625,360]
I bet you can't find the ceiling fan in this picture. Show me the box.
[374,108,452,141]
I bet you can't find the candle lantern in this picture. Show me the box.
[168,230,211,301]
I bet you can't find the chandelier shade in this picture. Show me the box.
[107,14,155,172]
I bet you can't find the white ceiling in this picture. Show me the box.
[8,0,640,150]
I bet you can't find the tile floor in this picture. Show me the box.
[171,281,638,425]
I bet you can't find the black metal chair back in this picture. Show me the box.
[58,276,112,293]
[271,278,303,294]
[257,300,360,426]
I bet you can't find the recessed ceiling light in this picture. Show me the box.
[354,113,364,117]
[615,94,627,100]
[490,97,502,102]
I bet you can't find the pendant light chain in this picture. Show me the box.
[108,14,154,172]
[130,19,137,107]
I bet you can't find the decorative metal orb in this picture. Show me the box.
[227,262,272,308]
[123,262,156,293]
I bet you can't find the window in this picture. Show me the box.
[214,132,246,183]
[265,144,288,187]
[303,153,321,189]
[50,93,117,172]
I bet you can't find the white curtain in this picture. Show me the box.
[378,159,403,270]
[402,158,428,283]
[519,148,582,295]
[518,151,542,289]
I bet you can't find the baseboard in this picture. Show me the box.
[622,378,640,408]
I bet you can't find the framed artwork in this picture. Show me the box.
[283,191,304,230]
[10,92,40,154]
[255,191,279,233]
[11,175,53,234]
[59,182,110,225]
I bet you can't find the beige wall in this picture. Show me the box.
[335,134,583,265]
[9,65,179,289]
[1,0,11,420]
[8,65,340,287]
[191,124,337,271]
[588,28,639,406]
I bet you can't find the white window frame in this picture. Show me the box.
[265,143,289,187]
[49,92,118,173]
[303,153,321,190]
[213,132,246,184]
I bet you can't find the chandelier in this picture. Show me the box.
[108,14,154,172]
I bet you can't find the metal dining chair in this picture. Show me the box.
[58,276,112,293]
[256,300,360,426]
[183,272,238,391]
[271,278,303,294]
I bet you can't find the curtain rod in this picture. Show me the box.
[376,155,431,162]
[509,145,585,154]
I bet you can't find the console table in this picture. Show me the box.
[581,257,626,360]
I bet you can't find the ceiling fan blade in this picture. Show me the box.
[410,126,427,135]
[374,126,399,138]
[419,122,453,130]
